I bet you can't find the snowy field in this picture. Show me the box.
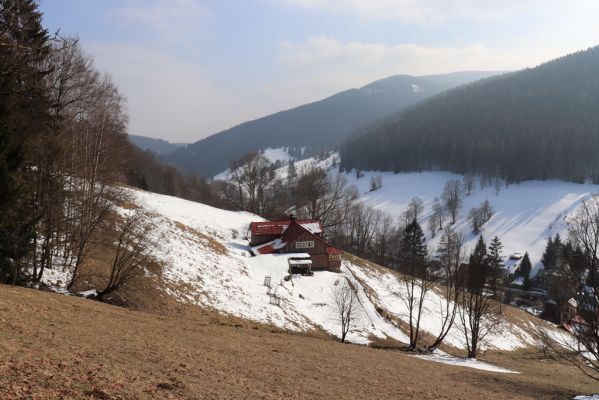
[121,186,560,357]
[344,168,599,277]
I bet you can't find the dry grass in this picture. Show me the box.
[1,284,599,399]
[172,221,229,256]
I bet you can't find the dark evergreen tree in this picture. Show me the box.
[399,219,428,277]
[518,252,532,283]
[562,241,587,277]
[487,236,504,301]
[398,218,429,349]
[0,0,51,284]
[287,160,296,182]
[541,235,556,272]
[466,236,489,290]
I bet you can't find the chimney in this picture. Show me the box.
[289,214,296,222]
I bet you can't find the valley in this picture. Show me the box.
[3,2,599,398]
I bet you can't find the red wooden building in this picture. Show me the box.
[249,218,341,272]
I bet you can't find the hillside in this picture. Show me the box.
[128,134,186,155]
[164,71,499,177]
[5,185,599,397]
[341,46,599,182]
[3,285,599,399]
[39,185,563,352]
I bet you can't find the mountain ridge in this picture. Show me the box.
[163,71,500,177]
[128,134,187,155]
[340,46,599,182]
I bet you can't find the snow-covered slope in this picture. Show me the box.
[123,186,550,351]
[344,170,599,276]
[213,148,335,182]
[126,188,405,344]
[213,147,295,181]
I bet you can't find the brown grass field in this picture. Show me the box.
[1,284,599,399]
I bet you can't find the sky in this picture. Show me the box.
[39,0,599,143]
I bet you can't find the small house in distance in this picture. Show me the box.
[249,217,341,272]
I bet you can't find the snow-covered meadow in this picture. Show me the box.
[344,169,599,277]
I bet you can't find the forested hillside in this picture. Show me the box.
[165,72,498,177]
[128,134,186,155]
[340,46,599,183]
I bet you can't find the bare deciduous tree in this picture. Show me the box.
[442,180,463,225]
[294,167,357,231]
[463,173,475,196]
[429,227,464,350]
[96,209,159,301]
[402,197,424,224]
[468,200,494,234]
[64,71,129,291]
[331,278,358,343]
[369,175,382,192]
[230,152,275,214]
[19,38,130,290]
[428,213,438,238]
[431,196,445,231]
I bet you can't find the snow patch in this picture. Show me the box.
[262,147,293,163]
[413,350,519,374]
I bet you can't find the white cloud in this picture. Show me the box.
[281,0,599,26]
[280,0,546,22]
[279,36,559,76]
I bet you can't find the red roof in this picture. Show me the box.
[250,220,322,236]
[560,314,589,333]
[327,247,341,255]
[251,220,339,257]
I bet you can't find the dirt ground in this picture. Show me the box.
[1,284,598,399]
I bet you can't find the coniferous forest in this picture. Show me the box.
[340,46,599,183]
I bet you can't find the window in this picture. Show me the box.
[329,254,341,262]
[295,241,314,249]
